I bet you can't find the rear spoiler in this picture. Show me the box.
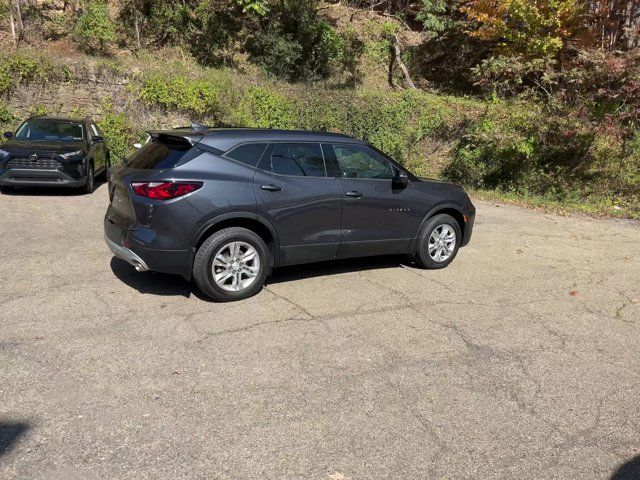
[147,126,224,155]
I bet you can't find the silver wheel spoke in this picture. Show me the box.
[427,224,457,262]
[211,241,261,292]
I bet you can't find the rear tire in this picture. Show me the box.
[0,186,14,194]
[193,227,270,302]
[81,163,95,194]
[413,214,462,269]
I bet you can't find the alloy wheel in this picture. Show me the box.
[428,224,457,262]
[211,241,261,292]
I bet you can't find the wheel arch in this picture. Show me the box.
[414,204,466,251]
[192,213,279,267]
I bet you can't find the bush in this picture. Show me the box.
[98,102,136,165]
[74,1,116,54]
[138,73,232,122]
[0,54,70,97]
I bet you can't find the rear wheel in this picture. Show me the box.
[193,227,270,302]
[81,163,95,194]
[413,214,462,269]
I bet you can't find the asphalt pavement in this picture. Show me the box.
[1,183,639,479]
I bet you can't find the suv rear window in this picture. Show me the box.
[126,135,193,169]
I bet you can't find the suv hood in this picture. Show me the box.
[0,138,85,155]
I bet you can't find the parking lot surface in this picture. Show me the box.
[1,184,639,479]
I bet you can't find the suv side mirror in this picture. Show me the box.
[393,170,408,188]
[91,135,104,143]
[3,131,12,139]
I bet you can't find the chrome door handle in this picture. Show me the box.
[345,191,363,198]
[261,184,282,192]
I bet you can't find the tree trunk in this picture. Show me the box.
[8,2,17,48]
[391,34,416,89]
[15,0,24,32]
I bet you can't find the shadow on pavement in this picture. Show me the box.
[0,421,29,457]
[266,254,408,285]
[110,254,408,298]
[110,257,194,299]
[611,454,640,480]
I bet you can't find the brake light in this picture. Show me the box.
[131,181,203,199]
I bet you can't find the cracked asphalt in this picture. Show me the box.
[1,183,640,480]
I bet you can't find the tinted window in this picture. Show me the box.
[326,144,393,179]
[126,136,192,169]
[16,119,84,142]
[226,143,267,167]
[271,143,325,177]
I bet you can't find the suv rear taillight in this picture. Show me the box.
[131,181,203,200]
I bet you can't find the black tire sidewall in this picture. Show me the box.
[415,214,462,269]
[83,163,94,194]
[194,228,270,302]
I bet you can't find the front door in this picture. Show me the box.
[254,142,342,266]
[322,143,418,258]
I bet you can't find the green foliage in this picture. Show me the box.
[74,1,116,54]
[243,87,297,129]
[417,0,448,34]
[138,73,232,121]
[237,0,269,16]
[98,102,136,165]
[28,105,48,117]
[0,102,14,130]
[247,1,363,82]
[0,54,71,97]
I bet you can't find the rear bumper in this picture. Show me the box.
[104,216,194,280]
[0,168,86,188]
[105,235,149,272]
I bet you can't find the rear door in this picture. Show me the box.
[254,142,342,266]
[322,143,418,258]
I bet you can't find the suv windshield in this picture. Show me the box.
[16,119,84,142]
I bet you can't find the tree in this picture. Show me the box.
[74,0,116,54]
[460,0,585,58]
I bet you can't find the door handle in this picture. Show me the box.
[261,184,282,192]
[345,191,363,198]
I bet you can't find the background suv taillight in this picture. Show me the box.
[131,181,203,200]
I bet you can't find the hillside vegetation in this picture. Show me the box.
[1,0,639,218]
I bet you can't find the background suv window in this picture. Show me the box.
[226,143,268,167]
[271,143,325,177]
[324,144,393,179]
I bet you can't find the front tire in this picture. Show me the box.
[193,227,270,302]
[413,214,462,269]
[81,163,95,194]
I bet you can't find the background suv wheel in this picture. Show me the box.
[193,227,270,302]
[413,213,462,269]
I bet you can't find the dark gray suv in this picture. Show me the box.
[104,128,475,302]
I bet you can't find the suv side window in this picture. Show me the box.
[226,143,268,167]
[324,144,393,179]
[270,143,325,177]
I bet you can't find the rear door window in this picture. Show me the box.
[270,143,326,177]
[126,135,193,169]
[225,143,268,167]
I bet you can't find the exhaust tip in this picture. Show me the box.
[132,261,144,272]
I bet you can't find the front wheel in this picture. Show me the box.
[193,227,270,302]
[81,163,95,194]
[413,214,462,269]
